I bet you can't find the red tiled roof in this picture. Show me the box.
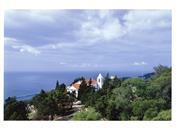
[72,79,97,90]
[85,80,97,86]
[73,83,81,90]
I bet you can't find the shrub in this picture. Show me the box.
[72,107,102,120]
[153,109,171,120]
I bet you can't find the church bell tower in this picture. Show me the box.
[97,73,104,89]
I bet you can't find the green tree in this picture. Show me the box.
[153,65,170,76]
[56,80,59,88]
[102,73,110,95]
[94,94,108,117]
[146,65,171,108]
[4,97,29,120]
[143,108,158,120]
[132,98,166,120]
[121,78,146,98]
[54,83,67,102]
[78,79,95,103]
[106,85,133,120]
[132,99,149,120]
[32,90,57,119]
[31,82,73,120]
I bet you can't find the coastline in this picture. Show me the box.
[4,71,149,100]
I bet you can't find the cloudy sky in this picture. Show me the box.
[4,10,171,72]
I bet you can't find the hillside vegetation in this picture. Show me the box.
[4,65,171,120]
[73,65,171,120]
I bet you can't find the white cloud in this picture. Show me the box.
[77,10,126,42]
[4,37,18,44]
[77,10,171,44]
[5,37,40,55]
[12,45,40,55]
[123,10,171,31]
[133,61,147,66]
[39,43,77,50]
[4,10,171,72]
[5,10,57,28]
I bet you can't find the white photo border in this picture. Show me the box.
[0,0,181,128]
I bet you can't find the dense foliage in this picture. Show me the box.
[4,81,74,120]
[31,81,74,120]
[4,97,29,120]
[78,65,171,120]
[78,78,95,103]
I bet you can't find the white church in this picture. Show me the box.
[67,73,104,98]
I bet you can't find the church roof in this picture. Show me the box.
[73,83,80,90]
[72,79,97,90]
[85,80,97,85]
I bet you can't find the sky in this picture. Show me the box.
[4,10,171,72]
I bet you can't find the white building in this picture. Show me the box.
[66,80,82,98]
[97,73,104,89]
[67,74,104,98]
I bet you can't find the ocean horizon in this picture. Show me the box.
[4,71,148,100]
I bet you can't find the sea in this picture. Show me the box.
[4,71,144,100]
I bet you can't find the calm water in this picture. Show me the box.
[4,71,143,100]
